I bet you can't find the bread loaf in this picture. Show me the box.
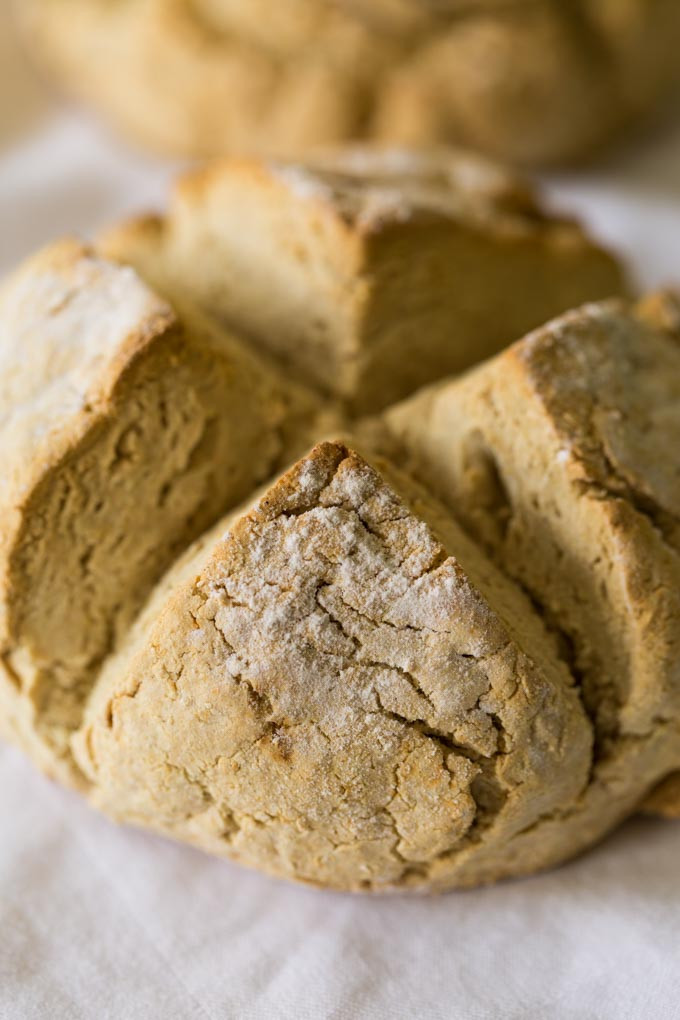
[19,0,680,166]
[0,159,677,891]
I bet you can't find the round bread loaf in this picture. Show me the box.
[18,0,680,166]
[0,151,677,890]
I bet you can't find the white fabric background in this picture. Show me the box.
[2,7,680,1018]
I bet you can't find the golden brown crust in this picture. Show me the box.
[366,293,680,872]
[0,239,322,785]
[98,148,627,412]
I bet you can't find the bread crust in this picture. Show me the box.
[99,148,627,412]
[0,240,322,785]
[370,293,680,848]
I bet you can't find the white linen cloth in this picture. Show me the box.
[1,9,680,1017]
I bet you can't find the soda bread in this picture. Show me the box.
[0,168,677,891]
[18,0,680,166]
[99,148,626,412]
[0,240,323,786]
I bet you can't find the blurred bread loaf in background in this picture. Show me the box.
[16,0,680,167]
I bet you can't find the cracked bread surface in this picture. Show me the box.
[74,442,591,891]
[0,240,322,786]
[18,0,680,166]
[366,293,680,847]
[99,147,626,412]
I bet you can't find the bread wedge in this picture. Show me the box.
[75,442,591,890]
[0,240,321,784]
[364,293,680,853]
[100,148,626,413]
